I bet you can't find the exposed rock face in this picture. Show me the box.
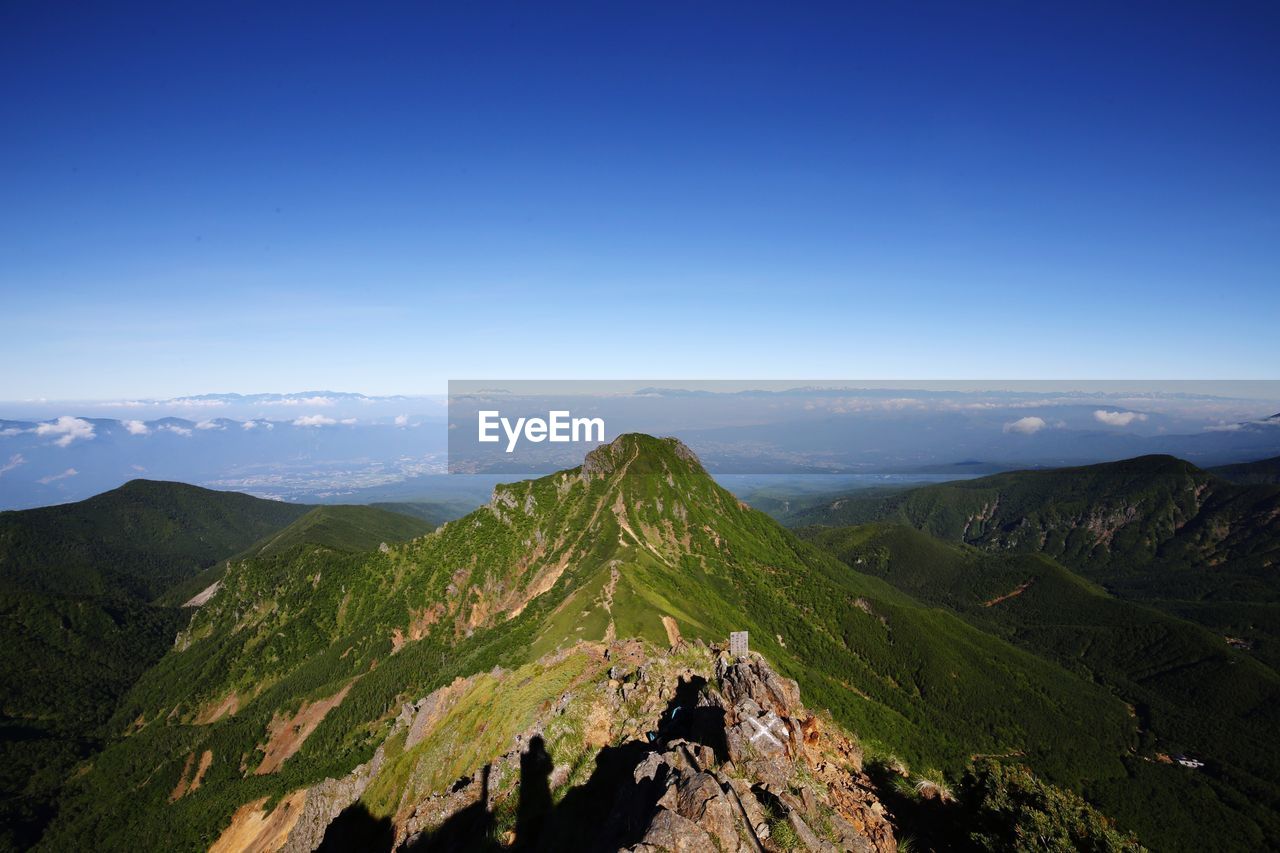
[617,651,895,853]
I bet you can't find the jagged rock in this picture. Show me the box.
[674,771,738,852]
[630,807,716,852]
[717,652,803,718]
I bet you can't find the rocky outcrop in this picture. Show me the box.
[251,642,894,853]
[618,651,895,853]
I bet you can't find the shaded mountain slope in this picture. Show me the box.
[1211,454,1280,485]
[0,481,310,851]
[44,436,1146,851]
[786,455,1280,664]
[0,479,310,601]
[803,523,1280,849]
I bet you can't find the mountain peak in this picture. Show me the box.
[580,433,704,481]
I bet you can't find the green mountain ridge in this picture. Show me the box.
[802,523,1280,849]
[43,435,1152,850]
[0,484,442,852]
[1211,454,1280,485]
[785,454,1280,661]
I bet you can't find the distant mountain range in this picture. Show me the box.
[3,401,1279,511]
[5,437,1278,850]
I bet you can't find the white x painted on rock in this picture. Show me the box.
[746,711,786,748]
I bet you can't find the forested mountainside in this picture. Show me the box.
[34,437,1159,851]
[0,484,437,851]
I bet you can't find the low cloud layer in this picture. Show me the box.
[35,416,96,447]
[1094,410,1148,427]
[123,419,150,435]
[293,414,337,427]
[1004,416,1048,435]
[0,453,24,477]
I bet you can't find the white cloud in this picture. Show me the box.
[131,464,146,472]
[0,453,25,477]
[38,467,78,484]
[1003,416,1048,435]
[241,419,258,430]
[123,419,151,435]
[159,424,193,437]
[340,418,357,425]
[394,414,409,427]
[0,427,27,437]
[195,419,223,430]
[293,414,337,427]
[36,416,96,447]
[1093,410,1148,427]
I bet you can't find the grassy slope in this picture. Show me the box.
[804,523,1280,850]
[240,505,434,559]
[45,436,1142,851]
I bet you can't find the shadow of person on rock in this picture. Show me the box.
[660,675,728,762]
[406,764,499,853]
[317,801,394,853]
[536,738,657,852]
[514,735,553,849]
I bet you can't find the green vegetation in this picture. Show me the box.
[0,480,313,851]
[804,523,1280,849]
[370,500,478,527]
[958,759,1144,852]
[1210,454,1280,485]
[787,455,1280,668]
[238,504,433,559]
[0,479,309,600]
[38,436,1150,851]
[14,441,1277,851]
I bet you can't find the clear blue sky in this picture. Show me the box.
[2,1,1277,399]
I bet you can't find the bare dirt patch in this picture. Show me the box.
[190,749,213,792]
[983,580,1034,607]
[195,691,240,724]
[255,682,353,774]
[661,615,682,647]
[208,790,307,853]
[169,752,195,802]
[171,749,215,801]
[183,579,223,608]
